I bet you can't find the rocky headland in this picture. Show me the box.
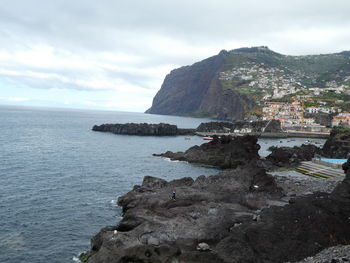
[145,49,254,120]
[146,47,350,120]
[92,123,195,136]
[83,134,350,263]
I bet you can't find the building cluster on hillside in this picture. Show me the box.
[262,101,313,126]
[261,101,350,130]
[219,62,350,103]
[305,106,341,114]
[219,62,350,130]
[332,112,350,127]
[219,62,308,100]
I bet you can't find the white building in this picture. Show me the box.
[306,106,320,114]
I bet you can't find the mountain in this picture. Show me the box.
[146,46,350,120]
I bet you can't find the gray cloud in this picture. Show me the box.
[0,0,349,109]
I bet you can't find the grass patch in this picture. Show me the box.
[79,252,90,263]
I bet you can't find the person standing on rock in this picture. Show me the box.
[172,190,176,200]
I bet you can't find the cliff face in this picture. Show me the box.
[146,46,350,120]
[146,50,254,120]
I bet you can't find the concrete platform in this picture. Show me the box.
[296,161,345,179]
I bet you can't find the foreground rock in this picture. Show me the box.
[92,123,195,136]
[154,135,260,168]
[87,165,283,263]
[209,160,350,262]
[322,127,350,158]
[86,160,350,263]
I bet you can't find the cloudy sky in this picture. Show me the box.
[0,0,349,112]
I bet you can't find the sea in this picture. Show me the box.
[0,105,321,263]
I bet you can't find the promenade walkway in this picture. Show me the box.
[195,131,329,139]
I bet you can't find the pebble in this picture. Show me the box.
[197,242,211,251]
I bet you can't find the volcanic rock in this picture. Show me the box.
[266,144,322,167]
[213,159,350,262]
[86,165,282,263]
[92,123,195,136]
[154,135,261,168]
[322,128,350,158]
[145,49,254,120]
[86,158,350,263]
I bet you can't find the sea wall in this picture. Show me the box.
[195,120,282,133]
[196,131,330,139]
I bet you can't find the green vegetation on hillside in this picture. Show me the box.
[219,47,350,111]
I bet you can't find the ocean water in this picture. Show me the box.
[0,106,218,263]
[0,106,322,263]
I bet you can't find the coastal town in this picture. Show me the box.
[261,101,350,132]
[219,61,350,132]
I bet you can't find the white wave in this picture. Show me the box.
[163,157,183,163]
[110,199,118,206]
[72,256,81,262]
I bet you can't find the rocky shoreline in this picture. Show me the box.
[82,130,350,263]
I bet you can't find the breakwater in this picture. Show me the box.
[92,123,195,136]
[196,131,330,139]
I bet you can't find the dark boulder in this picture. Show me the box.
[154,135,261,168]
[214,158,350,263]
[322,128,350,158]
[266,144,322,167]
[87,165,282,263]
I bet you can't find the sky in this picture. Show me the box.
[0,0,350,112]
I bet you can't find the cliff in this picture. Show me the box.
[146,46,350,120]
[146,50,254,120]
